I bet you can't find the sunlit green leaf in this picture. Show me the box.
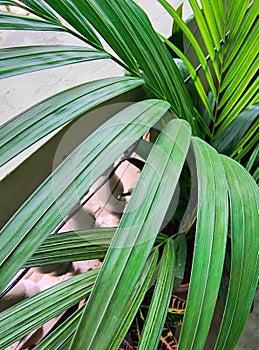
[215,77,258,134]
[226,0,251,41]
[158,0,217,98]
[188,0,220,80]
[223,1,257,70]
[160,34,214,121]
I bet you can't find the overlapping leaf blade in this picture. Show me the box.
[0,269,98,349]
[0,99,170,292]
[226,0,251,41]
[160,0,257,155]
[202,0,224,46]
[110,250,159,350]
[0,9,65,31]
[34,307,84,350]
[160,34,214,121]
[217,22,258,123]
[233,125,259,162]
[178,137,229,349]
[212,104,259,155]
[214,156,259,350]
[44,0,139,73]
[215,78,258,136]
[0,45,109,79]
[25,228,115,266]
[70,119,191,349]
[159,0,217,98]
[138,239,175,350]
[36,251,158,350]
[0,76,144,167]
[0,0,61,23]
[223,1,257,70]
[188,0,220,80]
[43,0,103,47]
[219,56,258,111]
[65,0,196,130]
[213,1,258,140]
[26,229,170,267]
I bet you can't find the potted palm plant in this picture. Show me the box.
[0,1,258,349]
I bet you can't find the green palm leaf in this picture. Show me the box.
[178,137,229,349]
[201,0,225,47]
[226,0,251,40]
[25,228,115,267]
[0,269,98,349]
[188,0,220,80]
[60,0,196,129]
[0,45,109,79]
[212,104,259,155]
[44,0,139,73]
[138,239,175,350]
[0,1,257,348]
[0,99,170,292]
[223,2,257,71]
[214,156,259,350]
[110,250,159,350]
[159,0,217,98]
[34,307,84,350]
[159,0,257,155]
[160,34,214,121]
[36,250,159,350]
[0,77,143,167]
[0,0,61,23]
[0,9,65,31]
[41,0,104,47]
[69,119,191,350]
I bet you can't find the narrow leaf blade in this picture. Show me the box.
[178,137,229,349]
[138,239,175,350]
[0,99,170,291]
[0,45,109,79]
[0,270,98,349]
[70,119,191,349]
[214,157,259,350]
[0,77,144,166]
[0,10,65,31]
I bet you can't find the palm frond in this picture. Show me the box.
[0,270,98,349]
[70,119,191,349]
[0,100,170,291]
[0,77,143,167]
